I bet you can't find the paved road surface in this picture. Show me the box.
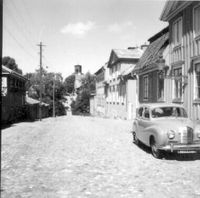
[1,116,200,198]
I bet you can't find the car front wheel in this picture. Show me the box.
[150,138,163,159]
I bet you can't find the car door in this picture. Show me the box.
[139,107,151,145]
[136,107,144,141]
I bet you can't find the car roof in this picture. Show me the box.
[138,103,184,109]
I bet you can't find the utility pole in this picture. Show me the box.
[37,42,45,121]
[53,74,55,117]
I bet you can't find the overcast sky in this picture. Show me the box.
[3,0,168,78]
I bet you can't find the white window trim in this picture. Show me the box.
[157,71,165,101]
[173,67,183,101]
[143,75,149,101]
[193,59,200,100]
[193,4,200,39]
[172,17,183,48]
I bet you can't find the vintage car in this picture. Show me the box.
[132,103,200,158]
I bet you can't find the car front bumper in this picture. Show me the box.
[159,143,200,153]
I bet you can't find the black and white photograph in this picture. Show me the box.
[1,0,200,197]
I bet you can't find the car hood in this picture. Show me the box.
[152,118,194,131]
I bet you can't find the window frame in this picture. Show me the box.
[194,61,200,100]
[172,67,183,102]
[143,75,149,101]
[172,17,183,48]
[193,4,200,38]
[157,71,164,101]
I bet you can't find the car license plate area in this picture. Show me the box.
[178,150,197,154]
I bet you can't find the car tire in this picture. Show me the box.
[150,138,163,159]
[132,131,139,145]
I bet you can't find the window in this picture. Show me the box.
[158,72,164,100]
[172,18,182,46]
[138,107,143,117]
[144,108,150,119]
[1,77,7,96]
[194,5,200,37]
[195,63,200,99]
[143,75,148,100]
[151,107,187,118]
[174,68,182,99]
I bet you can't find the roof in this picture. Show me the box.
[160,1,192,21]
[114,48,143,59]
[94,66,105,76]
[108,48,144,68]
[2,65,27,81]
[26,96,49,106]
[26,96,40,105]
[120,65,135,77]
[134,27,169,73]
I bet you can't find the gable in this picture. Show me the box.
[160,0,192,21]
[108,50,118,68]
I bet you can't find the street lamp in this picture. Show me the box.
[157,56,188,86]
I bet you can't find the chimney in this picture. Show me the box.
[74,65,82,74]
[141,44,148,52]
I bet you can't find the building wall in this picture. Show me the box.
[168,1,200,120]
[126,80,137,119]
[2,75,26,123]
[106,102,127,119]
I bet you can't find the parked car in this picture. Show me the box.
[132,103,200,159]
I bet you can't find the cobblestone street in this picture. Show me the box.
[1,116,200,198]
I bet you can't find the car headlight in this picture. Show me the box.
[168,130,175,139]
[197,132,200,138]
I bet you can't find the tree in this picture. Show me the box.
[71,72,95,115]
[24,69,66,116]
[64,74,75,94]
[2,56,22,74]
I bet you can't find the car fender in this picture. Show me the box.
[144,125,166,147]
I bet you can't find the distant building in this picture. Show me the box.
[105,47,144,119]
[74,64,84,92]
[1,65,27,123]
[91,63,108,116]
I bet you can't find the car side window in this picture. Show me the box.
[138,107,143,118]
[144,108,150,119]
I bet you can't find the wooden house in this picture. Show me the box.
[134,27,169,104]
[1,65,27,123]
[106,47,144,119]
[93,64,107,116]
[160,1,200,121]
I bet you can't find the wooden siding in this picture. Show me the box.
[168,2,200,121]
[139,70,159,103]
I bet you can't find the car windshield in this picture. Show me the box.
[151,107,188,118]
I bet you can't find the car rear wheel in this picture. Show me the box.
[150,138,163,159]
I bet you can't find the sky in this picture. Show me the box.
[3,0,168,79]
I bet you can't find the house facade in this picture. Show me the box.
[93,64,107,116]
[134,27,170,104]
[1,65,27,123]
[160,1,200,121]
[106,47,144,119]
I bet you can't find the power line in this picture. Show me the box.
[4,25,36,61]
[4,1,36,53]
